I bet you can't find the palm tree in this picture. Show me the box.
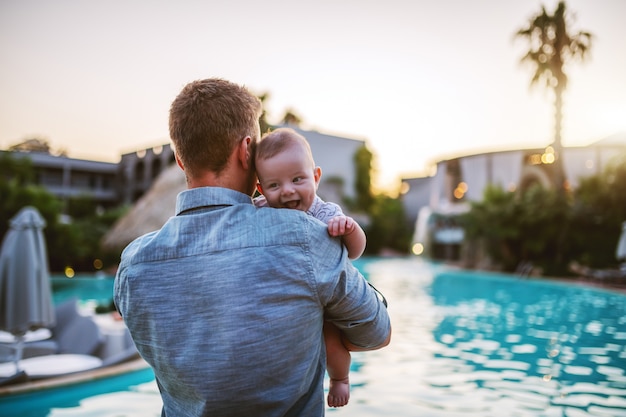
[515,1,592,190]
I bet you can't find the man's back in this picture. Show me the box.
[115,187,390,416]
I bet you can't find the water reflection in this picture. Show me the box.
[430,271,626,388]
[334,258,626,416]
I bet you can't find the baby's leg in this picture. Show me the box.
[323,321,351,407]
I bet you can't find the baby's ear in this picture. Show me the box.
[314,166,322,186]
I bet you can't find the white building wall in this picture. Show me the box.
[598,148,624,171]
[563,147,600,189]
[491,151,523,191]
[401,177,433,226]
[459,154,488,201]
[430,162,447,208]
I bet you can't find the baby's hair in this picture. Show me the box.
[256,127,315,165]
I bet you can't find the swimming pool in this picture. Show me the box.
[50,274,115,308]
[2,257,625,416]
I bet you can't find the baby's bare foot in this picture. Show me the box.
[327,377,350,407]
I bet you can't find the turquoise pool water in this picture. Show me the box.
[51,274,115,308]
[2,258,625,416]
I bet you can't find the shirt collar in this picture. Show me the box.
[176,187,253,216]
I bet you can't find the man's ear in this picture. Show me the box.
[238,136,253,170]
[314,166,322,188]
[175,154,185,171]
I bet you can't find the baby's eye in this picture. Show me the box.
[267,182,279,189]
[292,176,303,183]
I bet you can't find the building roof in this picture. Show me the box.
[2,151,117,173]
[590,131,626,147]
[286,125,366,146]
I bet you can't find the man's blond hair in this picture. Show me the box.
[169,78,262,178]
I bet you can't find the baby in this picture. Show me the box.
[254,127,366,407]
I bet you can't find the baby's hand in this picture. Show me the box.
[327,215,356,237]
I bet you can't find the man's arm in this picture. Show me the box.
[326,265,391,351]
[311,217,391,352]
[341,327,391,352]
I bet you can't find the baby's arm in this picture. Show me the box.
[327,215,366,260]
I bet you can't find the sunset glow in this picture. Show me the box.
[1,0,624,191]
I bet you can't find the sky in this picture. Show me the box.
[1,0,625,191]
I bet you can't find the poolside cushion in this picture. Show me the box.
[56,315,104,356]
[0,354,103,379]
[52,298,81,333]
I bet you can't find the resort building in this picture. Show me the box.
[401,132,626,260]
[117,144,176,204]
[2,151,119,209]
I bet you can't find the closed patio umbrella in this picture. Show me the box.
[617,221,626,262]
[0,206,56,372]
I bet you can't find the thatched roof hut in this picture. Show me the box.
[102,164,185,250]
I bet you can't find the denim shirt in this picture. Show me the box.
[114,186,390,417]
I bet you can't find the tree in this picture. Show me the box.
[257,92,272,134]
[365,194,411,255]
[281,109,303,126]
[570,152,626,268]
[515,1,592,190]
[9,137,52,153]
[352,145,375,212]
[0,152,126,273]
[460,184,571,275]
[8,137,68,156]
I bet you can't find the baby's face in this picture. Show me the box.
[256,144,321,212]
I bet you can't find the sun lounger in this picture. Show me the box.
[0,298,139,384]
[16,298,104,359]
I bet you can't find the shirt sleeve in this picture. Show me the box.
[308,219,390,348]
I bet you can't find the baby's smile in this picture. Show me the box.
[283,200,300,209]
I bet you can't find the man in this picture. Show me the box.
[114,78,391,416]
